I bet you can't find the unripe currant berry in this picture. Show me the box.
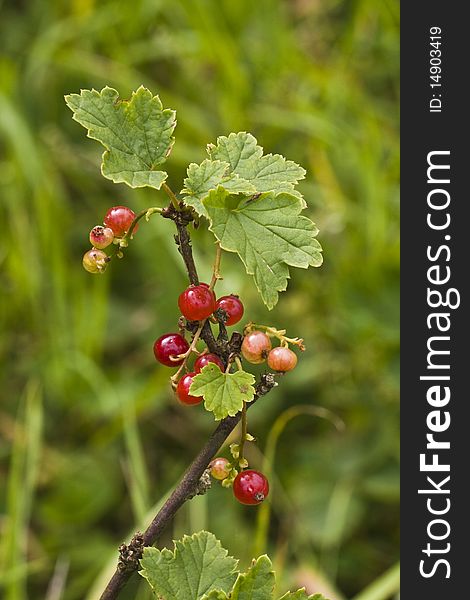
[233,469,269,505]
[241,331,272,364]
[210,457,231,480]
[153,333,189,367]
[82,248,109,273]
[194,353,225,373]
[267,346,298,372]
[178,284,216,321]
[215,295,244,326]
[89,225,114,249]
[176,372,202,405]
[103,206,138,238]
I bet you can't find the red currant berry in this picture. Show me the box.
[178,284,216,321]
[241,331,272,364]
[89,225,114,249]
[199,282,216,300]
[267,346,298,372]
[176,372,202,405]
[82,248,109,273]
[210,457,231,480]
[233,470,269,505]
[194,353,224,373]
[103,206,138,238]
[215,295,244,326]
[153,333,189,367]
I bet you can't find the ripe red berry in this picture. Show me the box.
[233,470,269,505]
[194,353,225,373]
[153,333,189,367]
[267,346,298,372]
[210,457,231,480]
[241,331,272,364]
[89,225,114,249]
[176,372,202,405]
[215,295,244,326]
[178,284,216,321]
[103,206,138,238]
[82,248,109,273]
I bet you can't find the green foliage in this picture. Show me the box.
[140,532,328,600]
[139,531,238,600]
[183,132,321,308]
[182,132,306,217]
[67,90,321,309]
[190,364,255,421]
[65,86,176,189]
[205,190,322,309]
[287,588,326,599]
[226,555,274,599]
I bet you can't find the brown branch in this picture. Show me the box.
[99,374,276,600]
[162,205,220,354]
[99,191,277,599]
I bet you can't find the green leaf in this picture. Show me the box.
[201,557,274,600]
[205,189,322,309]
[278,591,329,600]
[230,555,275,600]
[209,132,306,197]
[201,592,229,600]
[65,86,176,189]
[182,132,306,216]
[139,531,238,600]
[189,364,256,421]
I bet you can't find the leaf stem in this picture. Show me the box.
[209,243,223,291]
[162,182,181,211]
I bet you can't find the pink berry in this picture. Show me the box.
[241,331,272,364]
[194,353,225,373]
[103,206,138,238]
[178,284,216,321]
[233,470,269,505]
[215,295,244,326]
[153,333,189,367]
[267,347,298,372]
[176,372,202,405]
[89,225,114,249]
[210,457,231,480]
[82,248,109,273]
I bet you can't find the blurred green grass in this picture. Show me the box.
[0,0,399,598]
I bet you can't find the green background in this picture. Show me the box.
[0,1,399,599]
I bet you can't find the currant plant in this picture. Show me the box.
[66,86,323,599]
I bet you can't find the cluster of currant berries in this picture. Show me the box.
[82,208,302,506]
[82,205,137,273]
[151,284,272,505]
[210,457,269,505]
[241,329,298,372]
[153,284,244,405]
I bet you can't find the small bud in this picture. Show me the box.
[230,443,240,459]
